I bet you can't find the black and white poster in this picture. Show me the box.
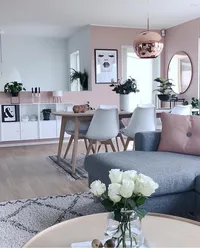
[2,105,20,122]
[95,49,118,84]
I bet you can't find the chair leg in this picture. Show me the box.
[63,135,74,159]
[98,143,102,152]
[124,137,131,151]
[84,139,88,151]
[94,141,99,153]
[119,134,125,148]
[115,137,120,151]
[86,141,93,156]
[105,144,108,152]
[109,140,116,152]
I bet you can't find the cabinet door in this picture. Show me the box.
[2,122,20,141]
[21,122,39,140]
[40,120,57,139]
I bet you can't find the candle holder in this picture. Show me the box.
[31,87,41,103]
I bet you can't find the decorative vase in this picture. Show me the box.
[158,94,171,101]
[73,105,81,113]
[43,113,50,120]
[120,93,138,112]
[105,209,144,248]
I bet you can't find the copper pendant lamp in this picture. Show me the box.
[133,1,164,59]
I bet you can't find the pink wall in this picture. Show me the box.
[164,18,200,99]
[90,26,165,107]
[0,25,164,107]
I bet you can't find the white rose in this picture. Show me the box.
[134,174,159,197]
[90,180,106,197]
[109,169,122,183]
[108,183,122,203]
[120,179,135,198]
[122,170,137,181]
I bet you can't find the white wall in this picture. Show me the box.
[0,35,68,91]
[67,25,91,91]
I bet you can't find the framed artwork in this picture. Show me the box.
[94,49,118,84]
[1,105,20,122]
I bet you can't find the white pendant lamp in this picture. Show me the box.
[133,1,164,59]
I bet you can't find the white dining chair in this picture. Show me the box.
[121,104,156,150]
[171,105,192,115]
[63,104,91,159]
[99,104,125,151]
[85,108,119,155]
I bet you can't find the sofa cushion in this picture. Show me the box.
[158,112,200,156]
[84,151,200,197]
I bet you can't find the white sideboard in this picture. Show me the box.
[0,103,71,144]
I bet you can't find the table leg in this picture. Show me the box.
[57,117,67,162]
[71,117,80,174]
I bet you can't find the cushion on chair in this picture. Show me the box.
[158,112,200,156]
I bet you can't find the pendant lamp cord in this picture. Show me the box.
[0,32,3,75]
[147,0,150,31]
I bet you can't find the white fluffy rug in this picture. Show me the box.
[0,192,105,247]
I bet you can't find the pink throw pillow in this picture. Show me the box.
[158,112,200,156]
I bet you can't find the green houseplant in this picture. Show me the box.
[183,97,200,115]
[110,77,140,112]
[70,69,88,91]
[110,77,139,95]
[4,81,26,97]
[41,109,51,120]
[154,77,174,101]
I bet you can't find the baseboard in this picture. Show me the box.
[0,138,70,147]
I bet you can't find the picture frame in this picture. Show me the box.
[1,105,20,122]
[94,49,118,84]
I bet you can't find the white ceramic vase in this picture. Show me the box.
[120,93,138,112]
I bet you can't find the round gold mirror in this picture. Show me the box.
[168,51,192,94]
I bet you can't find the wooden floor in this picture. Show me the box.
[0,142,90,202]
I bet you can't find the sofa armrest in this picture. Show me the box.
[135,131,161,151]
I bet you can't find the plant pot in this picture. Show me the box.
[158,94,171,101]
[43,113,50,120]
[120,93,138,112]
[11,92,19,97]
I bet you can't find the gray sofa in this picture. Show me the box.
[84,131,200,217]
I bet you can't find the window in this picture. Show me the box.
[122,46,160,105]
[70,50,80,91]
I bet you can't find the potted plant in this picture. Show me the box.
[70,69,89,91]
[41,109,51,120]
[4,81,26,97]
[183,97,200,115]
[154,77,174,101]
[110,77,140,111]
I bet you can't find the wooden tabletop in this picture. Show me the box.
[53,110,132,117]
[24,212,200,248]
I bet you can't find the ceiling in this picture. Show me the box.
[0,0,200,38]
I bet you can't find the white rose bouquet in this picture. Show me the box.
[90,169,159,220]
[90,169,159,247]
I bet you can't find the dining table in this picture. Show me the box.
[53,110,133,174]
[53,109,171,174]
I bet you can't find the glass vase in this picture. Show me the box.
[105,209,144,248]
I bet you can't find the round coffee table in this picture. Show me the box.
[24,213,200,248]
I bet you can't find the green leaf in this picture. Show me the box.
[101,199,114,212]
[135,196,146,206]
[127,199,136,209]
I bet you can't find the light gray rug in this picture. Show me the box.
[48,153,88,180]
[0,192,105,248]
